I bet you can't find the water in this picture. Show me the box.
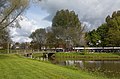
[41,57,120,78]
[37,56,120,78]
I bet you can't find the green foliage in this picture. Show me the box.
[86,10,120,47]
[52,9,81,29]
[32,53,43,58]
[105,11,120,46]
[46,31,58,48]
[29,9,85,49]
[55,53,120,60]
[96,23,108,46]
[86,29,101,46]
[51,9,85,48]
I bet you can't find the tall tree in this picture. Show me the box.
[87,10,120,47]
[105,11,120,46]
[52,9,81,28]
[52,9,84,48]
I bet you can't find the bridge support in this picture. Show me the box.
[43,53,55,58]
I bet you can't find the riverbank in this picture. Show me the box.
[0,54,108,79]
[55,52,120,60]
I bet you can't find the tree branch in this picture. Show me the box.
[0,5,17,25]
[0,8,25,30]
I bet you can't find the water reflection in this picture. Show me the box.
[39,57,120,78]
[40,57,48,61]
[50,58,120,78]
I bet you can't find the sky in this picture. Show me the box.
[10,0,120,42]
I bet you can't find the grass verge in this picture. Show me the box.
[55,52,120,60]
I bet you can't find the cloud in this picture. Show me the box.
[10,16,41,42]
[39,0,120,30]
[10,5,52,43]
[10,0,120,42]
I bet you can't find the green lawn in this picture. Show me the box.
[55,52,120,60]
[0,54,108,79]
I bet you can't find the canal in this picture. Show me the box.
[40,57,120,79]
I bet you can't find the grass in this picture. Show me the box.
[0,54,108,79]
[32,53,43,58]
[55,52,120,60]
[0,49,7,54]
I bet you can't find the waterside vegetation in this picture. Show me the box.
[55,52,120,60]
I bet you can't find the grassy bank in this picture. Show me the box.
[55,52,120,60]
[0,54,108,79]
[32,52,43,58]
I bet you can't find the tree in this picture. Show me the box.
[0,31,11,49]
[86,10,120,47]
[105,10,120,46]
[86,29,101,47]
[0,0,6,7]
[46,31,57,48]
[0,30,10,43]
[52,9,81,28]
[0,0,29,48]
[30,28,46,50]
[51,9,84,48]
[96,23,108,46]
[105,29,120,46]
[0,0,29,30]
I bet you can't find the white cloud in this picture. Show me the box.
[10,16,41,42]
[11,36,32,43]
[26,12,52,28]
[10,0,120,42]
[39,0,120,30]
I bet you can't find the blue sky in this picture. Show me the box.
[11,3,52,42]
[25,3,52,28]
[10,0,120,42]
